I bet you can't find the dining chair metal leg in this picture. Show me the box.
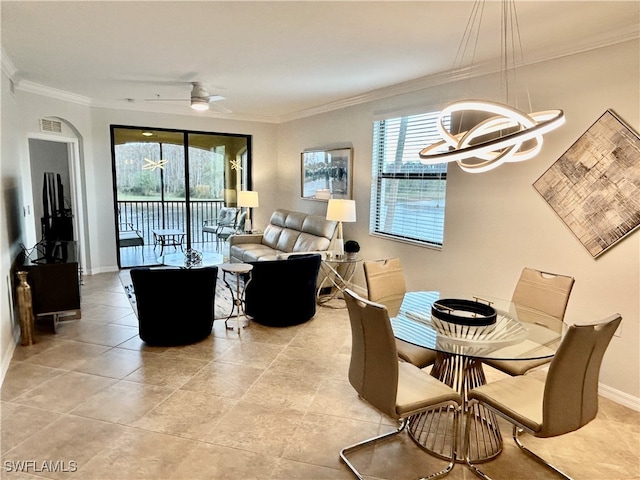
[340,416,458,480]
[512,426,573,480]
[464,402,574,480]
[340,419,408,480]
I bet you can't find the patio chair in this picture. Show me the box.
[203,207,238,251]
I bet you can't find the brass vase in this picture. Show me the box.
[16,271,35,346]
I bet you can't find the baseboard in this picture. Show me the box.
[599,383,640,412]
[86,265,120,275]
[0,335,17,388]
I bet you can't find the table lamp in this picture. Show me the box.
[237,190,259,232]
[326,199,356,257]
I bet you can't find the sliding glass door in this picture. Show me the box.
[111,126,251,268]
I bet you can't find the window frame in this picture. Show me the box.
[369,110,449,249]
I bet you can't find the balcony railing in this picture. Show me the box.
[117,199,227,245]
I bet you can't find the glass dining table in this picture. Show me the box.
[392,291,566,463]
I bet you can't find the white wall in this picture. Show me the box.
[1,70,25,377]
[276,40,640,405]
[1,40,638,407]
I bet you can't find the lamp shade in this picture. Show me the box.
[237,190,259,208]
[326,199,356,222]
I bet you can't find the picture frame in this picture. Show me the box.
[301,147,353,201]
[533,109,640,258]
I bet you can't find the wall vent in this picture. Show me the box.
[40,118,62,133]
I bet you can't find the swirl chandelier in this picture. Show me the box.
[419,1,565,173]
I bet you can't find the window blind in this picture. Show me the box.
[370,111,450,247]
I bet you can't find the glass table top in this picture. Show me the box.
[392,291,565,361]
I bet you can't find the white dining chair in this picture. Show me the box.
[363,257,437,369]
[484,267,575,376]
[466,314,621,479]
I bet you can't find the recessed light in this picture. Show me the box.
[142,131,153,137]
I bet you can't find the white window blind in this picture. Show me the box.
[370,111,449,247]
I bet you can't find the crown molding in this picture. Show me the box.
[16,80,92,107]
[1,48,17,79]
[278,25,640,123]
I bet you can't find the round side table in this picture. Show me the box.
[221,263,253,334]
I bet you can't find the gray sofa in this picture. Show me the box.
[229,209,338,262]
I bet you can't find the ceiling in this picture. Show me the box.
[2,1,638,123]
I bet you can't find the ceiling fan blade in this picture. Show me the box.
[210,102,232,114]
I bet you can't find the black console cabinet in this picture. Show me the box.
[21,241,81,332]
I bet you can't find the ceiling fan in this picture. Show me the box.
[142,82,230,112]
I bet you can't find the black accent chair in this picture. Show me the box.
[130,266,218,345]
[245,254,321,327]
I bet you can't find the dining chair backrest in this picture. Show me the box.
[541,314,621,437]
[344,288,399,418]
[363,257,407,317]
[512,268,575,321]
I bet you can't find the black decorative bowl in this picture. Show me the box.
[431,298,497,326]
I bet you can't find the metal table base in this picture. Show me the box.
[408,352,503,463]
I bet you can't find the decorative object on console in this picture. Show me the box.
[16,271,35,346]
[326,199,356,257]
[237,190,259,232]
[419,0,564,173]
[344,240,360,260]
[534,110,640,258]
[301,147,353,200]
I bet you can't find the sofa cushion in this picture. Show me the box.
[284,211,307,231]
[269,209,289,227]
[302,214,337,239]
[294,231,330,252]
[276,228,301,252]
[261,223,282,249]
[233,243,283,262]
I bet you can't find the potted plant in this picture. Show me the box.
[344,240,360,260]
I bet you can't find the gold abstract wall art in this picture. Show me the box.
[533,110,640,258]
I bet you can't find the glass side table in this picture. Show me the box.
[316,255,362,308]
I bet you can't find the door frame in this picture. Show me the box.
[26,133,88,272]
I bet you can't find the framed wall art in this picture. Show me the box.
[301,147,353,201]
[533,109,640,258]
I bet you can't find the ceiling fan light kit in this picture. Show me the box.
[190,82,210,111]
[190,97,210,111]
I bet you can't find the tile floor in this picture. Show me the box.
[1,271,639,480]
